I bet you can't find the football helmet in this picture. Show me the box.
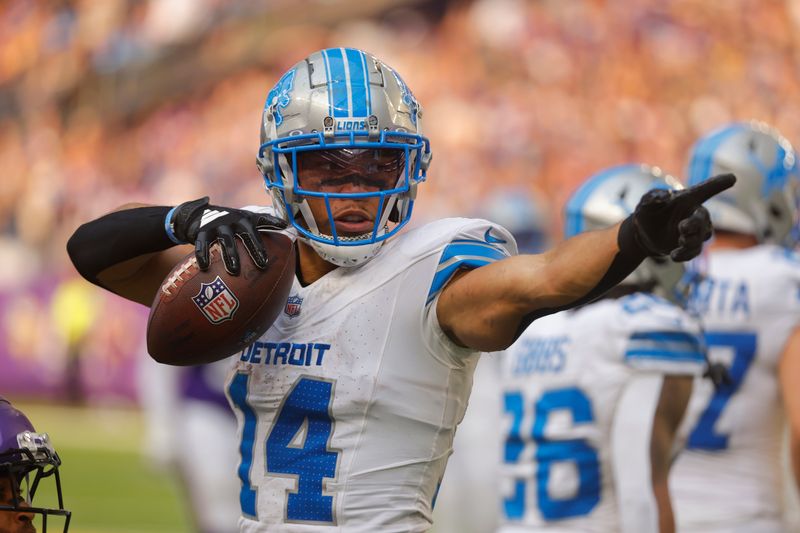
[687,121,799,246]
[257,48,432,267]
[0,397,70,532]
[564,164,694,304]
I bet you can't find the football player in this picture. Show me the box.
[67,48,732,532]
[137,356,240,533]
[0,397,71,533]
[498,165,706,533]
[669,121,800,533]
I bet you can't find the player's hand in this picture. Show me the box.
[704,360,733,390]
[170,196,287,275]
[632,173,736,261]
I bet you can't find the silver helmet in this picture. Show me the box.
[564,164,691,303]
[686,121,799,246]
[257,48,432,267]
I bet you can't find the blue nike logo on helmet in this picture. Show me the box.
[484,228,507,244]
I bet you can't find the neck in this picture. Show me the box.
[709,231,759,251]
[296,241,339,285]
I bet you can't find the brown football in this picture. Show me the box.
[146,230,295,365]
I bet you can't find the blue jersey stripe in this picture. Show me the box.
[324,48,349,117]
[440,241,508,264]
[625,349,705,363]
[345,48,368,117]
[426,239,510,303]
[427,258,493,304]
[630,330,702,347]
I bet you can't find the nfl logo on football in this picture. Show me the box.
[284,295,303,318]
[192,276,240,324]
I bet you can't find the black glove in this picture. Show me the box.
[632,173,736,261]
[704,360,733,390]
[169,197,287,275]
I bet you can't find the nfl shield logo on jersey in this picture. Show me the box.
[192,276,240,324]
[284,295,303,318]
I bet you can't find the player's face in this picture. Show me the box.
[296,148,405,236]
[0,475,36,533]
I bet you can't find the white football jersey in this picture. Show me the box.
[670,245,800,532]
[498,293,706,532]
[224,215,516,532]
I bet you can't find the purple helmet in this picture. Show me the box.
[0,397,71,532]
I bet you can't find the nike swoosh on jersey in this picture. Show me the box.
[484,227,507,244]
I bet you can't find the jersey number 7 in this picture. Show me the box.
[687,331,757,450]
[229,373,340,523]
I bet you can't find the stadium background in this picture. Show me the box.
[1,0,799,531]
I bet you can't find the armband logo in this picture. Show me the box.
[192,276,240,324]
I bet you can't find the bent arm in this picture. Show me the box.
[438,221,644,351]
[779,326,800,492]
[67,203,191,307]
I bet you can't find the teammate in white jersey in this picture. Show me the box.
[499,165,707,533]
[67,48,732,532]
[670,121,800,533]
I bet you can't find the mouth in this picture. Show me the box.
[333,210,375,235]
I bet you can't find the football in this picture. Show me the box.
[146,230,295,365]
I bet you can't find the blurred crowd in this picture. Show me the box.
[2,0,800,401]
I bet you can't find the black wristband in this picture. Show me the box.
[513,215,649,339]
[67,206,176,287]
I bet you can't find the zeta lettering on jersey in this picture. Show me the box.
[691,278,750,318]
[239,341,331,367]
[512,336,569,376]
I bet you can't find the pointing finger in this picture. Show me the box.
[682,173,736,205]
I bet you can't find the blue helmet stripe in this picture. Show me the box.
[759,139,796,195]
[324,48,349,117]
[564,164,637,239]
[345,48,369,117]
[360,50,372,115]
[321,50,334,118]
[687,124,746,186]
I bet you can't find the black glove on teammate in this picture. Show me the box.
[631,173,736,261]
[170,197,287,275]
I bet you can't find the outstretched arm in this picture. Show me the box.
[438,174,735,351]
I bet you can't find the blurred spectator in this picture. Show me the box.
[1,0,800,404]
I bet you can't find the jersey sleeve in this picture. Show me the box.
[424,218,517,306]
[420,218,517,365]
[620,295,706,376]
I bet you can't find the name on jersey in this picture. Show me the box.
[691,278,750,318]
[239,341,331,367]
[511,336,569,376]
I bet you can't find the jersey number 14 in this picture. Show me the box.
[229,374,340,523]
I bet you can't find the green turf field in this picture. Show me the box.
[13,402,193,533]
